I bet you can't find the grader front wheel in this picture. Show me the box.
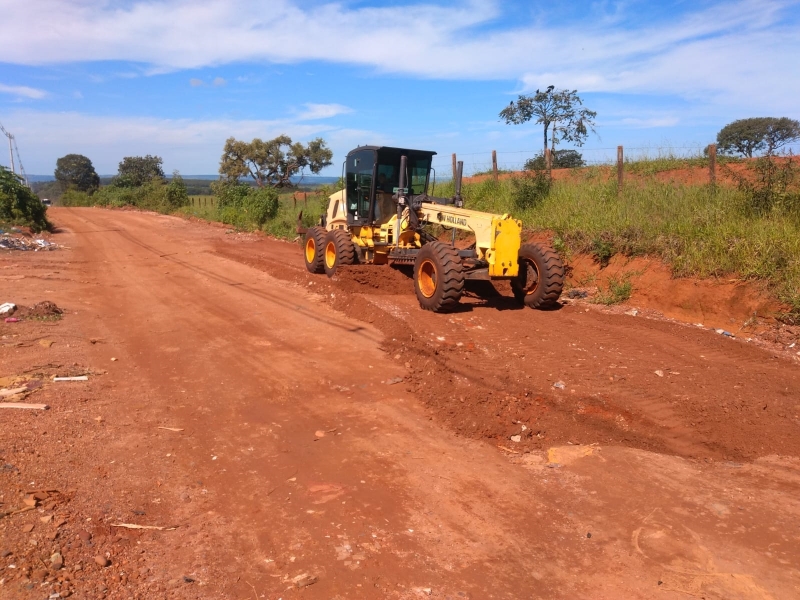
[413,242,464,312]
[303,226,326,274]
[323,229,357,277]
[511,243,564,308]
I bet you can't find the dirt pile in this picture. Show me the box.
[14,301,64,320]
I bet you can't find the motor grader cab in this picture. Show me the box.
[302,145,563,312]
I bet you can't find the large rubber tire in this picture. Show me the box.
[413,242,465,312]
[323,229,357,277]
[304,226,326,274]
[511,243,564,309]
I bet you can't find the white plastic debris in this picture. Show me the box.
[0,302,15,315]
[553,381,566,389]
[53,376,88,382]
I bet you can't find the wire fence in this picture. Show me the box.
[431,143,800,178]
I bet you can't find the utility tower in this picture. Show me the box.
[0,121,29,186]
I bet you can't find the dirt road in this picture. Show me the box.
[1,207,799,599]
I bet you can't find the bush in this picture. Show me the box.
[525,149,585,170]
[728,154,799,215]
[60,189,94,207]
[166,172,189,209]
[211,181,279,229]
[0,166,49,231]
[510,170,551,210]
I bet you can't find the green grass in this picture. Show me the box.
[594,275,633,305]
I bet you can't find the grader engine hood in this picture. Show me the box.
[419,203,522,278]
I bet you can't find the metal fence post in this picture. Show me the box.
[617,145,624,194]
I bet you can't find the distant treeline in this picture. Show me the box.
[32,176,335,200]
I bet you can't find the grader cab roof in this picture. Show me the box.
[347,146,437,158]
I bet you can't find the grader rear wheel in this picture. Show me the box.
[303,226,326,274]
[323,228,357,277]
[413,242,464,312]
[511,243,564,308]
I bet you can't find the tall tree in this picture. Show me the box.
[219,135,333,188]
[717,117,800,158]
[54,154,100,194]
[116,155,165,187]
[499,87,597,154]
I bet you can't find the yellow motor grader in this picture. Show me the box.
[301,145,563,312]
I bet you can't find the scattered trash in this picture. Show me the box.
[0,387,28,398]
[0,403,49,410]
[553,381,566,389]
[789,342,796,349]
[157,427,184,432]
[510,435,522,443]
[110,523,177,531]
[4,317,21,323]
[0,235,59,252]
[715,329,734,337]
[0,302,15,316]
[53,376,88,382]
[654,370,664,377]
[292,573,318,588]
[497,445,521,454]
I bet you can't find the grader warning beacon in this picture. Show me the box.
[301,146,564,312]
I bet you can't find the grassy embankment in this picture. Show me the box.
[433,158,800,313]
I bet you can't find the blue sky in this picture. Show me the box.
[1,0,799,176]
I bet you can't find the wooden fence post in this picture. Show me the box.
[617,145,624,194]
[492,150,498,180]
[452,153,457,181]
[708,143,717,188]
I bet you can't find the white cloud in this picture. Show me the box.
[212,77,226,87]
[189,78,204,87]
[1,110,379,173]
[0,83,47,99]
[0,0,793,115]
[296,103,353,120]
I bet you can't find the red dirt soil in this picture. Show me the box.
[1,208,799,600]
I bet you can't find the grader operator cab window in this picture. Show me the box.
[346,150,376,225]
[345,147,435,225]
